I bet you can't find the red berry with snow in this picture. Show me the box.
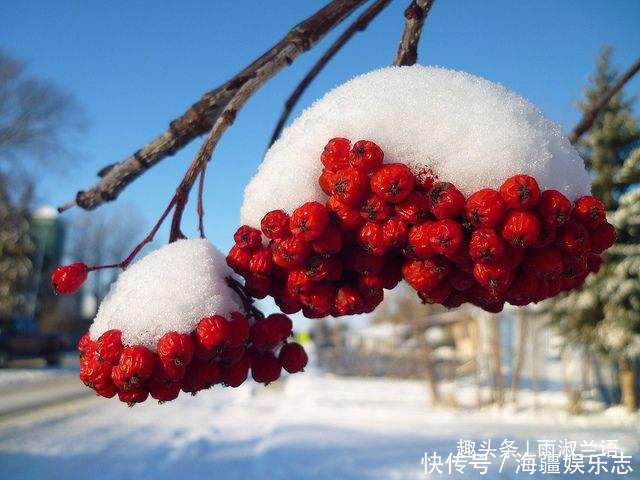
[537,190,571,227]
[499,174,541,209]
[261,210,290,239]
[370,163,414,203]
[51,262,88,294]
[429,182,466,220]
[321,137,351,172]
[95,329,123,364]
[290,201,330,241]
[463,189,505,228]
[349,140,384,175]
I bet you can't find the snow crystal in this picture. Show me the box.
[89,239,241,350]
[241,65,591,227]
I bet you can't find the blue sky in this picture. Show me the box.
[2,0,639,256]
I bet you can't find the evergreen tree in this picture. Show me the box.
[550,47,640,410]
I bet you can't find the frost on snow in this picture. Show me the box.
[241,65,591,228]
[89,239,241,350]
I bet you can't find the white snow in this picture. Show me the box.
[1,369,637,479]
[89,239,241,350]
[241,66,591,228]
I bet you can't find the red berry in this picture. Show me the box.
[532,223,557,249]
[312,225,342,255]
[332,167,369,207]
[463,189,505,228]
[414,166,437,192]
[380,257,404,290]
[261,210,290,239]
[267,313,293,342]
[290,202,330,241]
[503,244,525,270]
[469,228,505,263]
[147,365,181,402]
[555,219,590,253]
[358,274,383,295]
[51,262,88,294]
[157,332,194,381]
[273,285,303,315]
[80,355,113,390]
[561,256,588,280]
[244,273,271,299]
[349,140,384,175]
[226,245,252,274]
[506,272,538,306]
[233,225,262,251]
[358,221,387,256]
[304,254,336,282]
[321,137,351,172]
[537,190,571,227]
[228,311,250,347]
[449,268,474,291]
[499,175,541,209]
[408,222,435,258]
[300,283,336,317]
[501,210,541,247]
[334,286,362,316]
[327,196,364,232]
[279,342,308,373]
[114,346,155,390]
[78,332,94,357]
[350,248,385,275]
[521,248,563,280]
[382,217,408,247]
[251,352,281,385]
[118,388,149,406]
[286,269,313,296]
[572,196,606,229]
[473,260,512,294]
[196,316,232,351]
[95,330,123,364]
[319,169,336,195]
[418,279,452,305]
[186,359,222,392]
[587,253,603,273]
[443,290,469,309]
[249,248,274,275]
[402,257,450,293]
[590,221,616,253]
[250,318,282,351]
[395,191,431,224]
[360,194,393,223]
[428,219,463,256]
[222,353,251,387]
[429,182,466,220]
[271,236,311,269]
[370,163,414,204]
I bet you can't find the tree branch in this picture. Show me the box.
[60,0,366,212]
[393,0,435,66]
[269,0,393,147]
[569,56,640,144]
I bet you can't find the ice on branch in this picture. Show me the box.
[89,239,240,350]
[241,65,590,227]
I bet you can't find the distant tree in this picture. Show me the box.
[549,47,640,411]
[0,50,83,317]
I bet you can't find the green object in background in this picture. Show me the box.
[296,330,311,345]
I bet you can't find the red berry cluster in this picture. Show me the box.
[229,138,616,315]
[78,312,308,405]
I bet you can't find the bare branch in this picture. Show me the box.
[269,0,392,147]
[393,0,435,67]
[569,56,640,144]
[61,0,366,212]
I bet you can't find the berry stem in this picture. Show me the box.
[197,164,207,239]
[225,276,265,321]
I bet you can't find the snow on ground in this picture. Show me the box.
[1,367,638,480]
[0,354,78,390]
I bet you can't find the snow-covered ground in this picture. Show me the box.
[0,354,79,390]
[0,363,638,480]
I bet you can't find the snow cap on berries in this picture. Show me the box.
[90,239,241,351]
[241,65,590,228]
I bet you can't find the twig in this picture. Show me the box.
[569,56,640,144]
[393,0,435,66]
[197,164,206,239]
[269,0,393,146]
[226,276,265,320]
[59,0,366,213]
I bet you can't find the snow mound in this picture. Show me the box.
[89,239,240,350]
[241,65,590,227]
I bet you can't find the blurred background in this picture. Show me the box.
[0,1,638,478]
